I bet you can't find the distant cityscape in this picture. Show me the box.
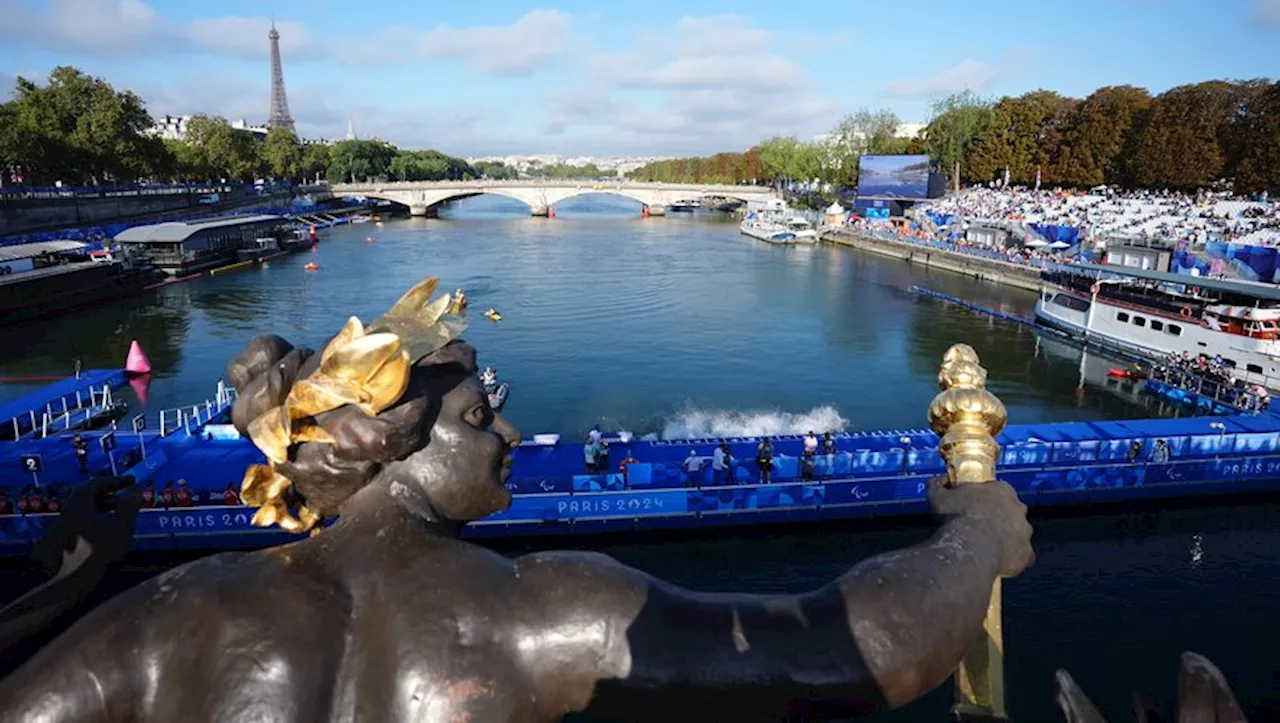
[463,155,674,176]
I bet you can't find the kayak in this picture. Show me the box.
[487,382,509,412]
[1107,368,1148,379]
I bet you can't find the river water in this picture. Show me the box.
[2,196,1277,720]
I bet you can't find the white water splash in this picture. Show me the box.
[659,405,850,441]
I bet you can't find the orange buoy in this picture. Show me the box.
[305,263,320,271]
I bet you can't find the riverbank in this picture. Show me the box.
[821,227,1044,292]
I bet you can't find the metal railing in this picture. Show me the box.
[157,382,237,436]
[10,384,116,440]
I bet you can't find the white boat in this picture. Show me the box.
[1035,263,1280,392]
[739,200,817,245]
[235,237,281,261]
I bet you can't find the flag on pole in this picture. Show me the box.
[1035,165,1042,191]
[1003,166,1011,188]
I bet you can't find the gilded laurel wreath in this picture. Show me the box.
[239,278,468,533]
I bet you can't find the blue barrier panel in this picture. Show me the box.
[488,489,690,523]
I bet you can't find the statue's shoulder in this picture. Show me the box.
[512,550,649,609]
[88,547,336,638]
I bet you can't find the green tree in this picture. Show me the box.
[1050,85,1152,187]
[300,143,332,183]
[0,66,170,185]
[965,90,1073,186]
[1129,81,1246,190]
[756,136,801,182]
[1233,81,1280,192]
[474,160,518,179]
[820,108,902,188]
[261,127,304,181]
[325,140,398,183]
[787,142,823,184]
[163,138,206,181]
[924,90,993,192]
[180,115,262,182]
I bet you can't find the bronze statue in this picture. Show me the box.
[0,280,1033,722]
[0,477,141,670]
[1056,652,1249,723]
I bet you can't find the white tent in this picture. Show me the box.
[1024,238,1049,248]
[1049,240,1072,250]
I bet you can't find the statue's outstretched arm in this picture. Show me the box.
[0,481,141,659]
[517,478,1031,721]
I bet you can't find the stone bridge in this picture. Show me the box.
[327,180,780,216]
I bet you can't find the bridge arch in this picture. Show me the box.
[329,181,779,217]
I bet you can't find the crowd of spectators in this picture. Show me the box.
[843,217,1074,269]
[1150,352,1271,412]
[926,186,1280,247]
[0,479,243,516]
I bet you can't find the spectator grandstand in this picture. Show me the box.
[924,187,1280,247]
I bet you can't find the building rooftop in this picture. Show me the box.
[0,240,88,263]
[114,215,285,245]
[1070,262,1280,303]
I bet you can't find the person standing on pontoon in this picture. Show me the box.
[480,366,498,392]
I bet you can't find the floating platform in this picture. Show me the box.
[1143,378,1246,415]
[4,392,1280,555]
[0,369,126,441]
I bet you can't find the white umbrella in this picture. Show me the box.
[1024,238,1049,248]
[1049,240,1071,250]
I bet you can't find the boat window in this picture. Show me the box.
[1132,316,1146,327]
[1167,324,1182,336]
[1248,364,1263,374]
[1224,358,1238,368]
[1051,294,1090,312]
[1116,312,1130,322]
[1198,342,1207,347]
[1150,320,1164,331]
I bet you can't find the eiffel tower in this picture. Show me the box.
[267,20,295,133]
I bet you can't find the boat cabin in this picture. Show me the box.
[114,215,288,276]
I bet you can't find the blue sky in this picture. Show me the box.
[0,0,1276,157]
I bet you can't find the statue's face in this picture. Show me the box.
[394,371,521,523]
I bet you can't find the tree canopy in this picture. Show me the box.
[631,78,1280,194]
[0,66,511,188]
[628,108,924,187]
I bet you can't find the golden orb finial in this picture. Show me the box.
[927,344,1007,485]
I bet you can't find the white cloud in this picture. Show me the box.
[0,0,162,56]
[416,10,572,75]
[541,13,838,154]
[183,17,313,61]
[0,6,842,156]
[0,0,313,61]
[1253,0,1280,25]
[881,60,1000,99]
[592,14,804,90]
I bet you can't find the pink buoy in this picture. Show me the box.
[125,340,152,376]
[129,374,152,405]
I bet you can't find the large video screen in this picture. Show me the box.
[856,154,930,200]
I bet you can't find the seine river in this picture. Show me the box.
[3,196,1278,720]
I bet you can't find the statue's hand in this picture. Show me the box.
[927,475,1034,578]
